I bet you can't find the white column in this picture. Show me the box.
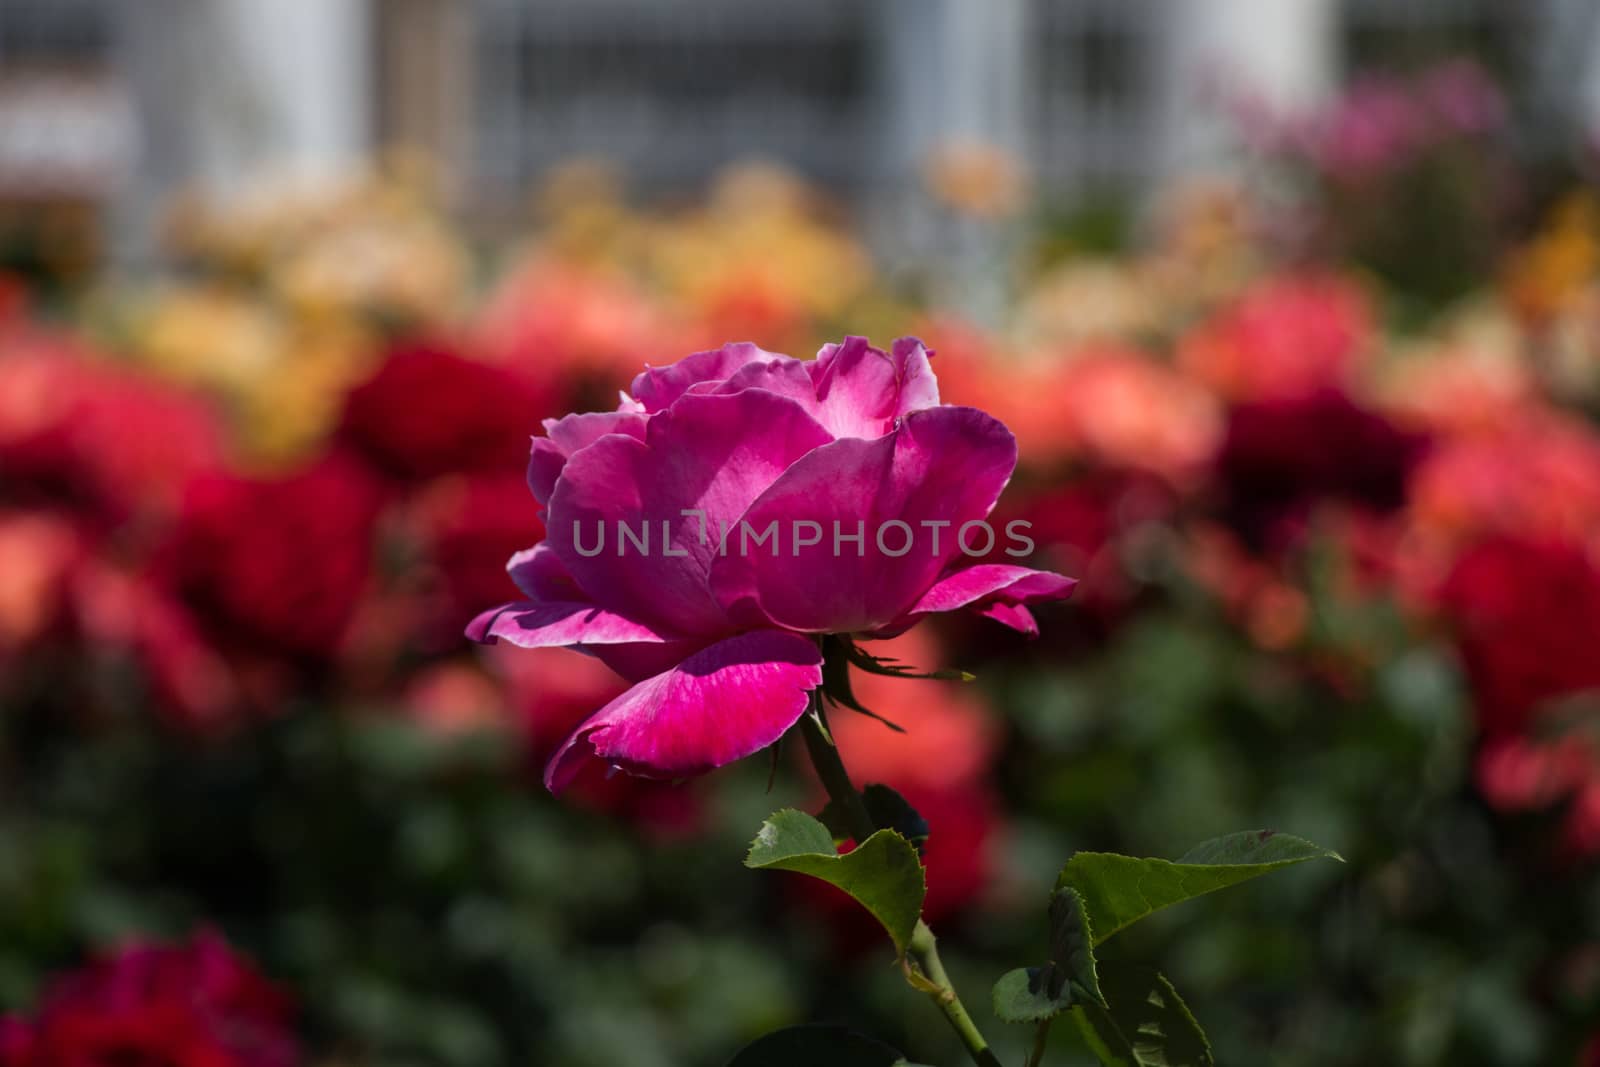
[184,0,372,193]
[1577,11,1600,144]
[1155,0,1339,179]
[113,0,372,262]
[875,0,1027,324]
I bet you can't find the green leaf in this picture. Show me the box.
[1073,963,1213,1067]
[745,809,925,956]
[818,785,930,853]
[1047,886,1103,1006]
[993,886,1104,1023]
[1056,830,1343,945]
[993,966,1066,1023]
[726,1024,928,1066]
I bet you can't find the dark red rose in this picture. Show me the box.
[1217,389,1428,550]
[0,930,298,1067]
[339,341,552,480]
[1438,537,1600,737]
[407,472,546,644]
[162,452,384,661]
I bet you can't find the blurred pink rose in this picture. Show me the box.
[1179,274,1373,403]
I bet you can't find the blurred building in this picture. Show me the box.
[2,0,1598,270]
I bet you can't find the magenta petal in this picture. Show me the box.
[547,390,833,634]
[506,543,582,600]
[527,410,647,506]
[713,357,825,413]
[866,563,1076,637]
[979,601,1039,635]
[711,405,1018,634]
[543,630,823,792]
[466,599,676,648]
[906,564,1077,615]
[628,342,790,413]
[806,335,940,439]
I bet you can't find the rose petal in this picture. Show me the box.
[543,630,823,791]
[628,342,789,413]
[711,405,1017,634]
[547,390,833,634]
[807,335,940,438]
[527,410,647,507]
[506,543,581,600]
[466,599,676,648]
[905,563,1077,615]
[977,601,1039,635]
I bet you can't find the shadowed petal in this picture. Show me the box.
[544,630,823,792]
[466,599,676,648]
[873,563,1077,636]
[506,543,582,600]
[906,564,1076,614]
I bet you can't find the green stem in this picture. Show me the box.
[799,701,1005,1067]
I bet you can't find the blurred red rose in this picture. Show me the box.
[0,337,224,528]
[1437,536,1600,737]
[339,341,552,480]
[0,930,298,1067]
[406,472,546,645]
[163,452,384,662]
[68,559,240,730]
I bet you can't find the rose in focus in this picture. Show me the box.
[469,337,1076,790]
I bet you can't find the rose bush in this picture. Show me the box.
[469,337,1076,790]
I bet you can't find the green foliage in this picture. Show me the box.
[1057,832,1343,946]
[993,887,1103,1023]
[1074,964,1213,1067]
[744,810,926,957]
[726,1024,927,1066]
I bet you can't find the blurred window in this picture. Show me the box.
[471,0,876,196]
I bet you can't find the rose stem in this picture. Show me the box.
[799,694,1006,1067]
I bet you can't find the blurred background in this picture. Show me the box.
[3,1,1600,1065]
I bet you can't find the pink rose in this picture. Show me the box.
[470,337,1074,790]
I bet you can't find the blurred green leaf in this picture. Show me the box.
[1073,963,1213,1067]
[993,887,1103,1023]
[1057,831,1343,945]
[744,809,924,957]
[726,1023,926,1066]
